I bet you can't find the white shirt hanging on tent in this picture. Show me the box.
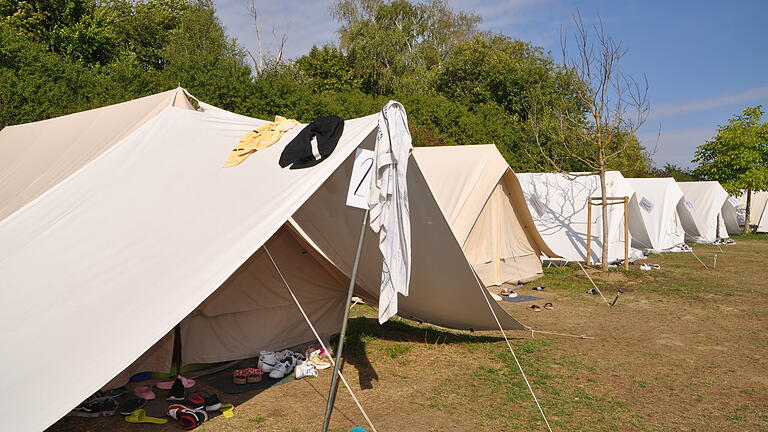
[368,101,412,324]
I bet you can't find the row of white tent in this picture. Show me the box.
[514,173,743,263]
[0,89,756,431]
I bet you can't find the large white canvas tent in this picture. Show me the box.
[412,145,556,287]
[625,178,688,252]
[677,181,739,242]
[516,171,648,263]
[737,191,768,232]
[0,90,527,432]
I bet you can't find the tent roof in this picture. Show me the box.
[0,88,193,222]
[412,145,555,257]
[624,177,686,251]
[0,93,525,431]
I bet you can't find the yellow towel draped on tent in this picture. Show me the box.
[223,116,299,167]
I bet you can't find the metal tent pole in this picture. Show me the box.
[322,209,370,432]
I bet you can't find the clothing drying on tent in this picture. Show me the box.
[413,145,557,288]
[737,191,768,233]
[677,181,739,243]
[0,90,528,432]
[624,178,688,252]
[516,171,649,264]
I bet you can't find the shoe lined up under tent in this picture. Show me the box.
[676,181,740,243]
[515,171,650,264]
[737,190,768,233]
[412,145,558,288]
[0,90,528,432]
[624,177,689,252]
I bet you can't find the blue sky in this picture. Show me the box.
[214,0,768,168]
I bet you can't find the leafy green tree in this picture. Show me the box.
[331,0,479,94]
[295,45,362,93]
[1,0,119,64]
[693,106,768,233]
[648,163,696,182]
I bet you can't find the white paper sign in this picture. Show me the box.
[639,197,654,213]
[346,148,375,209]
[684,199,695,211]
[728,196,739,207]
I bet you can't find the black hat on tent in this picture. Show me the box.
[279,115,344,169]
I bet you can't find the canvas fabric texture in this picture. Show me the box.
[516,171,645,263]
[0,88,192,222]
[677,181,732,242]
[625,177,686,251]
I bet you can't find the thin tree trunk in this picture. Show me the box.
[744,189,752,234]
[599,169,609,270]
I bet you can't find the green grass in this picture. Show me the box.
[247,416,266,423]
[383,343,412,358]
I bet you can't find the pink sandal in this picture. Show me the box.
[133,384,156,400]
[156,376,196,390]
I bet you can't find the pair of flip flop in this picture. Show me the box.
[124,409,167,424]
[529,302,554,312]
[156,376,196,390]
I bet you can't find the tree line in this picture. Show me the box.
[1,0,662,175]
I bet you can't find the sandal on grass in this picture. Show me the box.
[544,302,554,310]
[529,304,541,312]
[124,409,168,424]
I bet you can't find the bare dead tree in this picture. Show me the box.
[247,0,288,76]
[528,11,650,270]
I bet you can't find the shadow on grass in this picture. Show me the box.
[330,314,508,389]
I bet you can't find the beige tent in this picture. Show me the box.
[413,145,556,287]
[0,90,527,431]
[0,88,194,222]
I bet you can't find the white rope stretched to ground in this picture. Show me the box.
[475,277,554,432]
[530,329,595,339]
[575,261,611,305]
[264,247,379,432]
[689,249,709,269]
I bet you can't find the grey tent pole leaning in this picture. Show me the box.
[322,208,370,432]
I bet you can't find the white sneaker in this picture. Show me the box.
[268,357,296,379]
[295,360,318,379]
[274,350,295,361]
[258,351,278,373]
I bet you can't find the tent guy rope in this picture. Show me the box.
[264,246,379,432]
[475,276,554,432]
[576,261,611,305]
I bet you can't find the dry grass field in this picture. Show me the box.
[49,234,768,432]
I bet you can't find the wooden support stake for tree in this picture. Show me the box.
[586,198,592,266]
[624,196,629,271]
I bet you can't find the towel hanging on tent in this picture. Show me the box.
[368,101,412,324]
[223,116,299,167]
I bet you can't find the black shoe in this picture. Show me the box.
[203,393,222,411]
[167,377,186,401]
[70,397,117,417]
[586,288,599,295]
[185,393,206,409]
[118,398,147,416]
